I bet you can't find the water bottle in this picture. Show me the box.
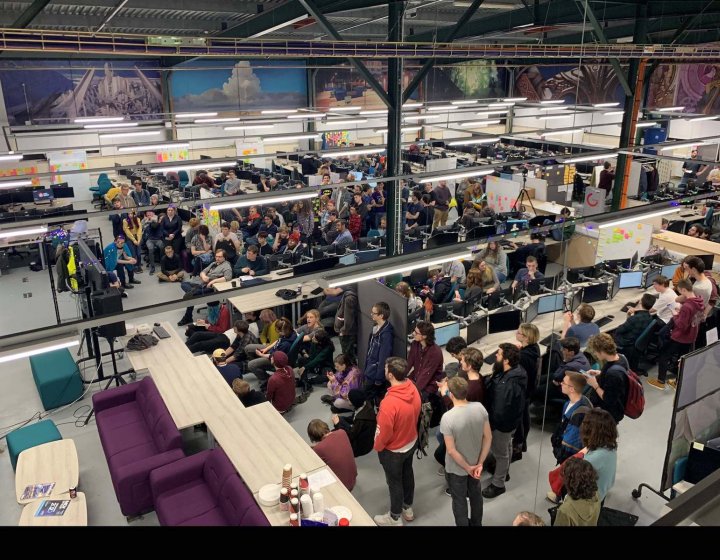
[296,283,302,296]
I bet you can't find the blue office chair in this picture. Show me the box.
[178,170,190,189]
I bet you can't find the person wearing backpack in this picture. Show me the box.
[551,372,592,464]
[373,357,421,526]
[584,334,628,424]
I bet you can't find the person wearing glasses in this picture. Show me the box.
[364,302,395,405]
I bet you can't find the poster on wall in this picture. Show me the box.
[47,150,91,199]
[322,131,349,149]
[485,175,521,213]
[170,60,306,113]
[0,60,162,125]
[423,61,507,102]
[156,146,189,163]
[513,63,625,104]
[0,163,40,186]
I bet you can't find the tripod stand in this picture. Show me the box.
[510,171,536,216]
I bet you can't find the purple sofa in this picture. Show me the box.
[150,448,270,526]
[93,377,185,517]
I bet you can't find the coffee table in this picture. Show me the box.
[19,493,87,526]
[15,439,79,504]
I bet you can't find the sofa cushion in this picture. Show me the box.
[97,417,156,459]
[156,479,229,526]
[95,401,145,430]
[202,448,237,498]
[220,475,270,526]
[151,412,183,453]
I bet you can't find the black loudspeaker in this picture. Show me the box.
[91,289,126,338]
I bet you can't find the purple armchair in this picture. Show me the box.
[150,448,270,526]
[93,377,185,517]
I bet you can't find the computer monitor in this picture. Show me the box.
[643,267,661,289]
[525,298,539,324]
[537,292,565,314]
[567,267,593,284]
[488,308,522,334]
[74,239,109,292]
[526,278,545,296]
[569,288,583,312]
[506,219,529,231]
[339,253,356,266]
[582,282,609,303]
[32,188,54,203]
[466,317,488,344]
[660,263,679,279]
[618,271,643,289]
[350,170,363,181]
[403,239,422,254]
[466,224,496,241]
[294,256,340,276]
[610,276,620,299]
[691,254,715,272]
[605,258,631,273]
[426,232,459,249]
[51,185,74,199]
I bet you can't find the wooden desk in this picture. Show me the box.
[205,402,325,494]
[531,199,576,216]
[15,440,79,505]
[258,465,375,526]
[216,280,322,323]
[652,231,720,268]
[19,493,87,526]
[192,354,245,416]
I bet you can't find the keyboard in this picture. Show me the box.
[540,333,561,346]
[594,315,614,328]
[153,325,171,339]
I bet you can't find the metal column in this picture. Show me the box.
[386,1,404,257]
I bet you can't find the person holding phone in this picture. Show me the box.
[584,334,628,424]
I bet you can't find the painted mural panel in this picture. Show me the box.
[513,64,625,104]
[0,60,162,125]
[170,59,307,113]
[648,63,720,114]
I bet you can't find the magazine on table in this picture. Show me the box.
[21,482,55,501]
[35,499,70,517]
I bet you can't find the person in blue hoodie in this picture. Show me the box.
[363,301,395,406]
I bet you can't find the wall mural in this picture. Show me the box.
[647,63,720,114]
[0,60,162,125]
[170,59,307,113]
[514,64,625,104]
[424,60,507,102]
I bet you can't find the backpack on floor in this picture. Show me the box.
[415,401,433,459]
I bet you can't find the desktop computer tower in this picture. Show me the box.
[91,289,126,338]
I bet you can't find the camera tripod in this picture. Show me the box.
[510,171,536,216]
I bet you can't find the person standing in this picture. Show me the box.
[431,180,452,230]
[482,343,526,499]
[363,302,394,405]
[680,149,707,187]
[598,161,615,198]
[584,334,629,424]
[440,377,492,527]
[373,357,421,526]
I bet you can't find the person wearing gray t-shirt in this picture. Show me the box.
[438,376,492,527]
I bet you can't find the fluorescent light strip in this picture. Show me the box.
[287,113,324,119]
[224,124,274,131]
[99,130,163,139]
[451,100,478,105]
[150,160,237,173]
[327,251,472,288]
[194,117,241,123]
[419,169,495,183]
[448,137,501,146]
[84,122,138,129]
[0,225,47,238]
[0,153,23,162]
[460,120,501,127]
[374,127,422,133]
[540,128,584,137]
[593,102,620,108]
[75,116,124,123]
[488,103,514,108]
[540,100,565,105]
[0,180,33,189]
[427,105,459,112]
[264,134,321,143]
[403,115,440,121]
[635,121,658,128]
[656,106,684,112]
[249,14,309,38]
[503,97,527,102]
[359,109,389,115]
[402,102,423,108]
[0,340,79,364]
[328,106,361,112]
[604,111,625,116]
[563,153,618,163]
[476,110,509,117]
[118,143,190,153]
[597,207,682,229]
[322,119,368,126]
[320,148,386,157]
[659,142,701,151]
[540,106,569,112]
[211,191,317,211]
[175,112,218,118]
[538,115,572,121]
[687,115,719,122]
[261,109,299,115]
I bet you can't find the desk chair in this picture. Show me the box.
[631,319,662,375]
[178,170,190,189]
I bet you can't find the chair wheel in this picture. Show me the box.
[631,489,641,499]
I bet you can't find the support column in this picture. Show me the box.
[386,1,404,257]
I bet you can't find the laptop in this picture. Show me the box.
[32,189,54,205]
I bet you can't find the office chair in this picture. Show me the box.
[666,220,685,234]
[178,170,190,189]
[631,319,662,375]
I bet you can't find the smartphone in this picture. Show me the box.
[579,369,590,377]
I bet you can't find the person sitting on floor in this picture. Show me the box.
[184,300,231,338]
[157,244,185,283]
[223,320,258,366]
[246,319,297,389]
[212,348,243,386]
[296,329,335,391]
[307,419,358,491]
[321,353,363,412]
[331,389,377,458]
[103,235,141,290]
[232,378,267,407]
[266,351,295,414]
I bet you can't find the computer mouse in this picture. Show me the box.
[154,322,160,327]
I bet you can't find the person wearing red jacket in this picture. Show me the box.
[266,351,295,413]
[348,205,362,241]
[650,279,705,390]
[407,320,444,399]
[373,357,422,526]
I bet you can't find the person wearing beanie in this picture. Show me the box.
[232,378,267,407]
[212,348,242,386]
[266,351,296,413]
[332,388,377,458]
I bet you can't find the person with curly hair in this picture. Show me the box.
[580,408,618,501]
[554,457,601,526]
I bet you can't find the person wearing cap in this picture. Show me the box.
[212,348,243,386]
[231,379,267,407]
[266,351,295,414]
[331,388,377,457]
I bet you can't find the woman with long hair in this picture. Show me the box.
[295,199,315,238]
[259,309,279,344]
[478,240,507,282]
[322,353,363,412]
[395,281,423,313]
[122,211,144,273]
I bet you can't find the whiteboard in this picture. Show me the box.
[596,221,653,263]
[47,150,92,202]
[485,175,521,213]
